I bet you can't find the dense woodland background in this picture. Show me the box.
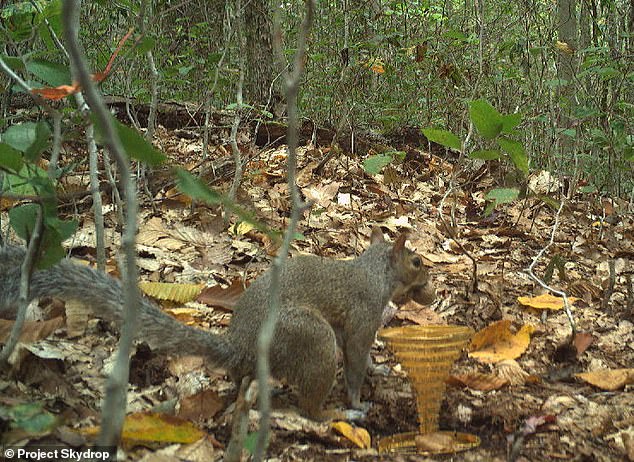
[1,0,634,461]
[2,0,633,195]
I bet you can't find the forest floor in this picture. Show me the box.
[1,123,633,461]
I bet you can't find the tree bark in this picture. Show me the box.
[244,0,278,107]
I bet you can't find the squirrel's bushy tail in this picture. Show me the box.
[0,245,234,367]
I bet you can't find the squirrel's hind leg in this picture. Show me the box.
[269,307,337,421]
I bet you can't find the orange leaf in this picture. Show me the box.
[32,84,80,100]
[468,320,535,363]
[29,29,134,101]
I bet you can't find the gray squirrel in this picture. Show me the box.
[0,228,435,420]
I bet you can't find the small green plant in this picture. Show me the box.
[423,98,528,215]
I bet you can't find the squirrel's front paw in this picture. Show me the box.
[352,400,372,413]
[369,363,391,376]
[342,408,367,422]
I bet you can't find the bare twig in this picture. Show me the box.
[224,377,256,462]
[601,258,615,312]
[226,0,245,220]
[62,0,141,446]
[253,1,315,460]
[437,122,479,296]
[526,200,576,333]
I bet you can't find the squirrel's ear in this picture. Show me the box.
[370,227,385,244]
[392,233,408,253]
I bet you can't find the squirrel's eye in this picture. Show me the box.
[412,256,422,268]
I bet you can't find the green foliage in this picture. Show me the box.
[484,187,519,215]
[243,432,261,455]
[0,143,24,172]
[421,128,461,150]
[92,116,167,166]
[497,137,528,175]
[423,99,529,214]
[468,100,504,140]
[469,149,501,160]
[8,203,78,268]
[0,402,59,438]
[362,151,405,174]
[3,122,51,161]
[25,59,71,87]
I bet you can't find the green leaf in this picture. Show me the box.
[0,143,24,172]
[469,149,501,160]
[9,204,40,240]
[501,113,522,133]
[4,402,58,435]
[1,55,25,72]
[26,59,71,87]
[135,36,156,54]
[485,187,519,205]
[3,164,49,195]
[537,194,561,211]
[93,116,166,166]
[468,100,503,139]
[498,137,529,175]
[421,128,461,150]
[362,154,393,174]
[243,432,261,455]
[3,121,51,160]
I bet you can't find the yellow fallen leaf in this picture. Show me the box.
[83,412,204,445]
[331,421,371,449]
[576,369,634,391]
[139,282,205,304]
[468,320,535,363]
[517,293,578,310]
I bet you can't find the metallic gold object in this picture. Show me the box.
[377,325,480,455]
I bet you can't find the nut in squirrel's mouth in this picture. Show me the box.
[393,283,436,306]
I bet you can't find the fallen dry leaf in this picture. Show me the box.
[177,389,224,422]
[469,320,535,363]
[394,301,444,325]
[83,412,204,445]
[576,369,634,391]
[573,332,595,356]
[517,293,578,310]
[0,317,65,344]
[447,372,509,391]
[139,282,205,304]
[496,359,531,386]
[331,421,371,449]
[414,431,479,452]
[197,279,246,312]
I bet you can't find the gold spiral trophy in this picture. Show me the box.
[378,325,480,455]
